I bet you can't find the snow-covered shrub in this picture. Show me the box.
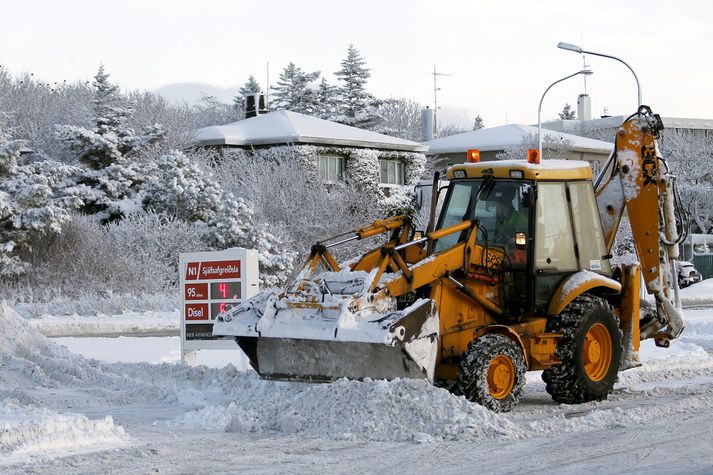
[139,149,296,286]
[104,212,207,288]
[214,147,426,266]
[141,150,222,222]
[0,132,80,276]
[204,195,297,288]
[14,213,204,300]
[215,152,377,261]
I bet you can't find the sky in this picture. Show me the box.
[1,0,711,129]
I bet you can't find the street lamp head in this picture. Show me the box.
[557,42,583,53]
[579,69,594,76]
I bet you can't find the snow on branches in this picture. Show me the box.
[0,133,79,276]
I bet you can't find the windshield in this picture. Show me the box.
[434,179,530,253]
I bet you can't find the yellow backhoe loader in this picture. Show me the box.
[213,106,688,411]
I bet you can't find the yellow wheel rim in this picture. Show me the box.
[584,323,612,381]
[487,355,515,399]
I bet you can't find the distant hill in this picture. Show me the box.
[154,82,240,105]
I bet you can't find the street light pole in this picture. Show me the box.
[557,42,641,108]
[538,69,593,160]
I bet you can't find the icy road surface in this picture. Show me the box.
[2,303,713,473]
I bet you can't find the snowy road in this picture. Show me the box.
[3,304,713,473]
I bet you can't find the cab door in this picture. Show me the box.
[533,182,579,309]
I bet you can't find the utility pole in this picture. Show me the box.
[432,65,451,138]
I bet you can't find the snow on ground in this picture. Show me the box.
[27,310,179,337]
[53,336,251,369]
[680,278,713,306]
[2,299,713,472]
[0,399,128,466]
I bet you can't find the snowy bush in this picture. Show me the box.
[0,131,80,276]
[141,150,222,222]
[215,147,425,265]
[7,213,204,302]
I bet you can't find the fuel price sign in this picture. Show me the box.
[179,248,259,363]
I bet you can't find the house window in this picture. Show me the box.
[319,155,344,182]
[379,159,405,185]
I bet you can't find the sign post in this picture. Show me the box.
[179,248,259,364]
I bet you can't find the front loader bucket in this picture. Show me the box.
[213,292,439,383]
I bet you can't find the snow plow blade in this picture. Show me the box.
[212,282,439,383]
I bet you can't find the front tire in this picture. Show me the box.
[457,333,526,412]
[542,295,623,404]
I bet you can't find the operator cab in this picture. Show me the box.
[434,159,611,317]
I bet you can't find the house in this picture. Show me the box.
[425,124,614,175]
[195,110,427,190]
[543,115,713,140]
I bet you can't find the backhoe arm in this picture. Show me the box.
[594,106,686,341]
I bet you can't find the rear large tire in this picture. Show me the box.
[457,334,525,412]
[542,294,623,404]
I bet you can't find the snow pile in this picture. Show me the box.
[174,377,523,442]
[27,310,179,337]
[0,399,128,466]
[0,301,244,406]
[680,278,713,307]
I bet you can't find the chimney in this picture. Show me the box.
[421,107,434,142]
[245,93,268,118]
[577,93,591,120]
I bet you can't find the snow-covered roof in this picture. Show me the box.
[195,110,427,152]
[426,123,613,155]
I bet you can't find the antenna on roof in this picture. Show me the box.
[432,65,451,138]
[266,62,270,112]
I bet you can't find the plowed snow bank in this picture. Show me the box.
[0,400,128,465]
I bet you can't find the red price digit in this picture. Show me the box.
[219,282,228,298]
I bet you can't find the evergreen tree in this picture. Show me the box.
[473,114,485,130]
[55,66,164,221]
[0,129,78,276]
[232,75,262,111]
[270,62,320,114]
[559,103,576,120]
[315,77,338,116]
[334,44,372,117]
[55,66,163,170]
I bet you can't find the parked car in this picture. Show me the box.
[676,261,702,288]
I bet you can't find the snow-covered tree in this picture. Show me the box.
[496,132,573,161]
[660,130,713,233]
[205,195,297,287]
[55,66,163,170]
[141,150,222,222]
[473,115,485,130]
[54,66,164,221]
[373,98,423,141]
[142,149,296,286]
[334,45,372,117]
[0,130,79,276]
[559,103,576,120]
[438,123,468,138]
[315,77,338,117]
[270,62,320,114]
